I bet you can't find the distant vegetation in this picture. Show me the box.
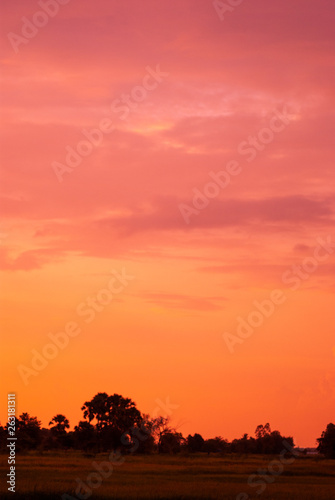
[1,392,334,458]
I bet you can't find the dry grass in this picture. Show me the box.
[0,451,334,499]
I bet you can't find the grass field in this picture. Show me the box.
[1,451,334,500]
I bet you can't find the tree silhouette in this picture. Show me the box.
[150,416,170,449]
[81,392,142,450]
[127,413,156,454]
[48,414,71,449]
[81,392,110,431]
[2,399,303,456]
[159,431,184,454]
[204,436,228,454]
[49,414,70,435]
[73,421,96,451]
[15,413,41,450]
[317,423,335,458]
[0,424,6,450]
[255,423,271,439]
[187,433,205,452]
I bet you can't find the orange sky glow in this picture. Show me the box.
[0,0,334,448]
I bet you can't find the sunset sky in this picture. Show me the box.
[0,0,334,447]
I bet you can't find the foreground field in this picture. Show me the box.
[0,452,334,500]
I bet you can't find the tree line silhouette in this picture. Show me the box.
[1,392,334,457]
